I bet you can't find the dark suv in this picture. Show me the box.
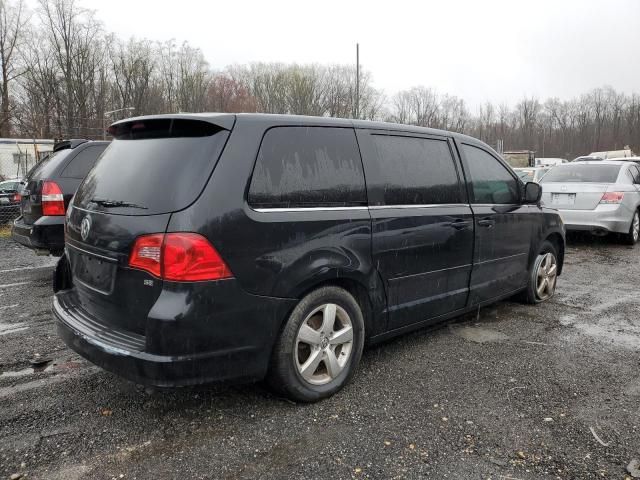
[53,114,565,402]
[12,139,109,255]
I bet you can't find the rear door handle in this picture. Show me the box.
[450,219,471,230]
[478,218,495,228]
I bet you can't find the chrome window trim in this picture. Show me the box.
[252,204,471,213]
[368,203,468,210]
[252,206,369,213]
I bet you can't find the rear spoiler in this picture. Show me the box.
[109,113,235,134]
[53,139,88,152]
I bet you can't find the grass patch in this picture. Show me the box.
[0,225,12,238]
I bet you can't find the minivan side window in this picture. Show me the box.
[461,144,520,204]
[248,127,366,208]
[61,145,107,179]
[367,134,462,205]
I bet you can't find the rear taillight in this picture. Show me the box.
[129,234,163,278]
[129,233,233,282]
[12,193,20,202]
[42,181,65,215]
[600,192,624,204]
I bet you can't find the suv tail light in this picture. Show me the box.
[129,233,233,282]
[42,181,65,215]
[12,193,20,202]
[600,192,624,204]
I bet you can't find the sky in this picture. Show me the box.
[61,0,640,107]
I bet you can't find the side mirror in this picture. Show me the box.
[524,182,542,204]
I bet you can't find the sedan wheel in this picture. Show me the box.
[535,252,558,301]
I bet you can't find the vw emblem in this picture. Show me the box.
[561,185,567,191]
[80,216,92,241]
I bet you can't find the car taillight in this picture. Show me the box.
[129,234,163,278]
[42,181,65,215]
[129,233,233,282]
[600,192,624,204]
[12,193,20,202]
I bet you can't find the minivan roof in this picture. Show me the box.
[109,113,485,147]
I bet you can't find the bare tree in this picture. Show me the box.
[0,0,27,136]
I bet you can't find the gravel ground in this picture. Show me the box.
[0,234,639,480]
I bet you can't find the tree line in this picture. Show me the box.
[1,0,639,159]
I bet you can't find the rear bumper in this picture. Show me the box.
[558,204,633,234]
[54,284,296,387]
[11,215,65,253]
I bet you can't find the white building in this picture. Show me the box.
[0,138,55,180]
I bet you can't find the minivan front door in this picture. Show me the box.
[357,130,474,331]
[457,142,534,304]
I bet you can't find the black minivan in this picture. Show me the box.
[54,114,565,402]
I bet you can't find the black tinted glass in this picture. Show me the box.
[248,127,366,208]
[26,150,71,181]
[61,145,107,179]
[74,128,229,215]
[540,164,621,183]
[367,135,461,205]
[461,145,520,204]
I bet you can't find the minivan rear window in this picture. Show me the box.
[540,164,621,183]
[74,120,229,215]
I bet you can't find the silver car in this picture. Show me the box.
[514,167,551,183]
[540,161,640,244]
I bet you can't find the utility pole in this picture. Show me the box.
[355,43,360,120]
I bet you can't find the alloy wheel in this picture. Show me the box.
[294,303,354,386]
[536,252,557,301]
[633,212,639,243]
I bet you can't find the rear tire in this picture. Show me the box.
[266,286,365,403]
[622,210,640,245]
[522,241,558,304]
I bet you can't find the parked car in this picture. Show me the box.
[607,156,640,165]
[0,178,24,224]
[514,166,551,183]
[572,155,604,162]
[11,139,109,255]
[540,160,640,243]
[53,114,565,402]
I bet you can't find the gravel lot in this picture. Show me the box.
[0,234,639,480]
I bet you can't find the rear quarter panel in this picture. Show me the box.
[167,117,388,336]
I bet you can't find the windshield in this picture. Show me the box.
[540,164,621,183]
[0,181,19,191]
[74,120,229,215]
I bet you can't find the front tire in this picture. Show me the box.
[266,286,365,403]
[623,210,640,245]
[523,241,558,304]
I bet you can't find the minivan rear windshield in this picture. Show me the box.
[540,164,621,183]
[74,120,229,215]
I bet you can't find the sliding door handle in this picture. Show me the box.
[477,218,495,228]
[451,219,471,230]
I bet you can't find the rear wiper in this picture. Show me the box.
[90,198,148,209]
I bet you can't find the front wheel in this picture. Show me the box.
[266,286,365,403]
[622,210,640,245]
[523,241,558,304]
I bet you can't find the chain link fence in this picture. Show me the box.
[0,140,54,226]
